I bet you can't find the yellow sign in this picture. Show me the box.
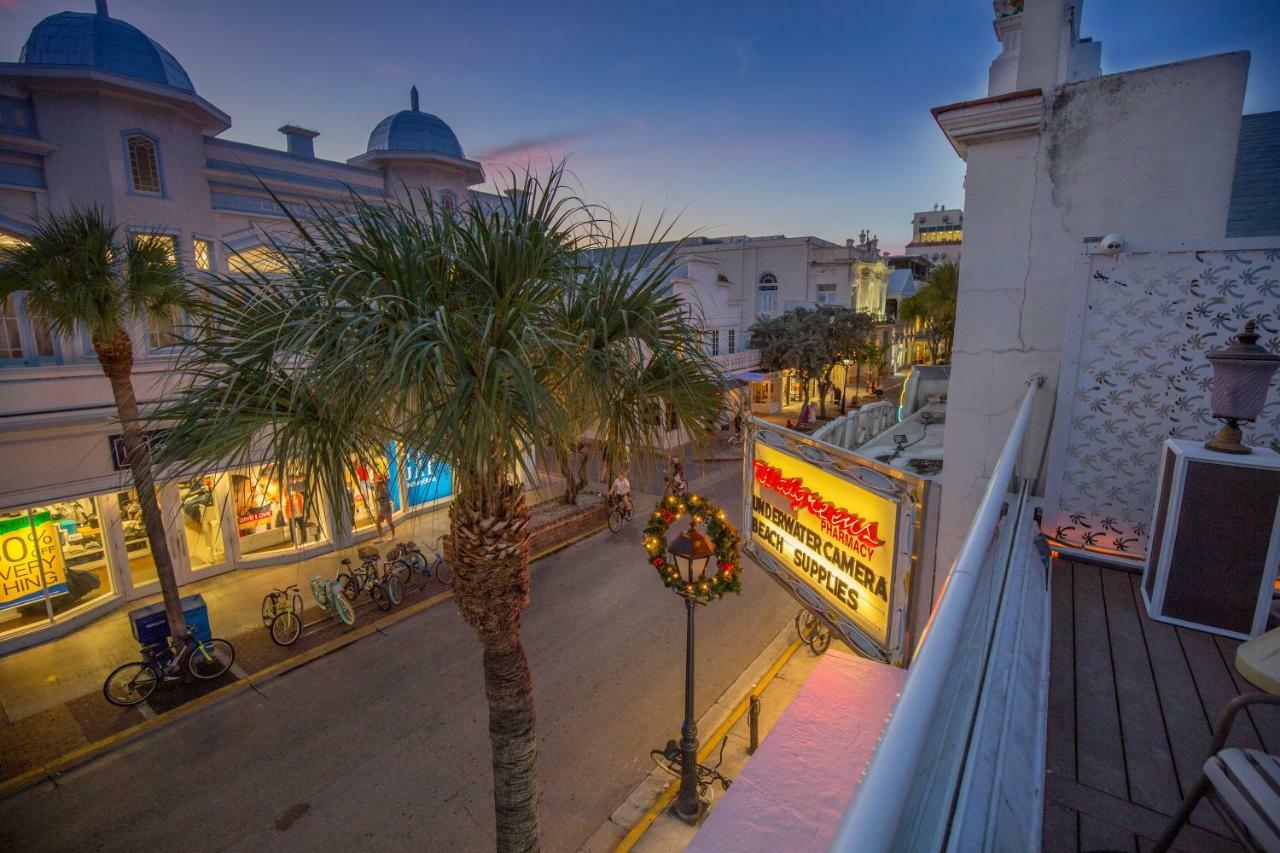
[0,511,68,611]
[749,442,898,646]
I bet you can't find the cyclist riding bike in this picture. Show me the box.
[666,457,689,498]
[610,469,633,518]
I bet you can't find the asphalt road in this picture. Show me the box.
[1,462,795,853]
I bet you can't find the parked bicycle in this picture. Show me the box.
[663,473,690,501]
[607,493,634,533]
[795,608,832,655]
[103,626,236,707]
[338,546,403,610]
[261,583,304,646]
[386,538,453,588]
[650,735,733,800]
[311,573,356,627]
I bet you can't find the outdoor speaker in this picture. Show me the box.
[1141,439,1280,639]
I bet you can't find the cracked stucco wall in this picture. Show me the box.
[935,51,1250,572]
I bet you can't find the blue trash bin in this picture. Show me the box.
[129,594,211,651]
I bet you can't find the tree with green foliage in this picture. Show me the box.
[749,304,873,420]
[900,260,958,364]
[0,207,194,638]
[155,167,723,852]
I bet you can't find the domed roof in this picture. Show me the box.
[366,86,464,158]
[20,8,195,94]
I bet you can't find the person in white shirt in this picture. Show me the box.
[610,470,632,516]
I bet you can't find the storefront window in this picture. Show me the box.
[345,454,390,530]
[1,499,114,639]
[115,490,157,588]
[387,443,452,509]
[231,465,327,558]
[178,477,225,569]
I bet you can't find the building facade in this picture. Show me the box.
[0,6,502,649]
[903,205,963,264]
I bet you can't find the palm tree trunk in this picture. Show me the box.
[94,331,187,638]
[446,475,540,853]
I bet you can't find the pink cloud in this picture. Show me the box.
[0,0,23,9]
[476,119,646,170]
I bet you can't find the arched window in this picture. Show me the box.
[126,133,162,194]
[440,190,458,215]
[756,273,778,315]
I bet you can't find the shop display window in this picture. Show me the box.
[178,477,225,569]
[387,443,452,509]
[0,499,114,639]
[231,465,327,558]
[345,453,390,530]
[115,490,158,588]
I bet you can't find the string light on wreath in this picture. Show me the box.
[642,492,742,602]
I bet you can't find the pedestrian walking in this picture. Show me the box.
[374,475,396,540]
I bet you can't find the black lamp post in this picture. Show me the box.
[668,524,715,825]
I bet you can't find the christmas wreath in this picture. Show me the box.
[642,492,743,602]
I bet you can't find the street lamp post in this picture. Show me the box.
[667,525,715,825]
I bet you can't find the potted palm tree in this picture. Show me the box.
[0,206,194,637]
[156,167,724,851]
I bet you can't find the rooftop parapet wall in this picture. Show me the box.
[933,50,1251,572]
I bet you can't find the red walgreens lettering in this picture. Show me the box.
[753,461,886,551]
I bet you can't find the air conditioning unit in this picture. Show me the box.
[1141,439,1280,639]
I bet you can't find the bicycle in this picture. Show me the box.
[387,538,453,588]
[663,474,690,501]
[794,608,832,655]
[311,573,356,627]
[339,546,403,610]
[650,735,733,801]
[607,493,633,533]
[103,626,236,707]
[261,584,304,646]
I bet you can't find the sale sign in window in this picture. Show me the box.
[0,511,69,611]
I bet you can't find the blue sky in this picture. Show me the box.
[2,1,1277,251]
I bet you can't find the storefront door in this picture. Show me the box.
[108,476,234,600]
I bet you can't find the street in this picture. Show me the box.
[1,463,795,852]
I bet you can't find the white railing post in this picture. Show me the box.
[829,375,1044,853]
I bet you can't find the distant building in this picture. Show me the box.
[904,206,963,264]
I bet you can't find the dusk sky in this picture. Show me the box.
[2,0,1278,252]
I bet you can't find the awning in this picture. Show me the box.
[735,370,768,383]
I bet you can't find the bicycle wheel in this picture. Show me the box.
[270,611,302,646]
[388,559,413,587]
[810,628,832,655]
[291,592,304,621]
[385,574,404,606]
[338,572,359,601]
[407,551,427,577]
[333,592,356,626]
[103,662,159,707]
[370,581,392,612]
[261,593,279,627]
[795,609,818,644]
[186,638,235,680]
[433,557,453,587]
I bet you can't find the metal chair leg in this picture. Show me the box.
[1151,774,1212,853]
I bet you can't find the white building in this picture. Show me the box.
[605,233,891,414]
[0,4,506,649]
[903,205,963,265]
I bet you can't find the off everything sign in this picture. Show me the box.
[749,442,898,646]
[0,511,68,610]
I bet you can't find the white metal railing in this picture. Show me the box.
[830,374,1045,852]
[811,400,896,450]
[712,349,761,372]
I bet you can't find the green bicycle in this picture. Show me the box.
[261,583,304,646]
[311,574,356,627]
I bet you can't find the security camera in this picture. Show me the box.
[1098,234,1125,255]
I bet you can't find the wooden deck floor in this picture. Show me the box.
[1044,559,1280,852]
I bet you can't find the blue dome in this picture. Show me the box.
[367,88,464,158]
[20,11,195,94]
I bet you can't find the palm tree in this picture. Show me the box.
[899,260,958,364]
[155,167,724,852]
[0,207,193,637]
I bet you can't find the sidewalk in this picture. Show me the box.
[581,620,829,853]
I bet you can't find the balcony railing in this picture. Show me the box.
[810,400,896,450]
[711,349,761,372]
[831,374,1047,852]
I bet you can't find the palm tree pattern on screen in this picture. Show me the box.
[155,167,725,852]
[0,207,195,637]
[1045,248,1280,557]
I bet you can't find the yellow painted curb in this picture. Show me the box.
[613,637,804,853]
